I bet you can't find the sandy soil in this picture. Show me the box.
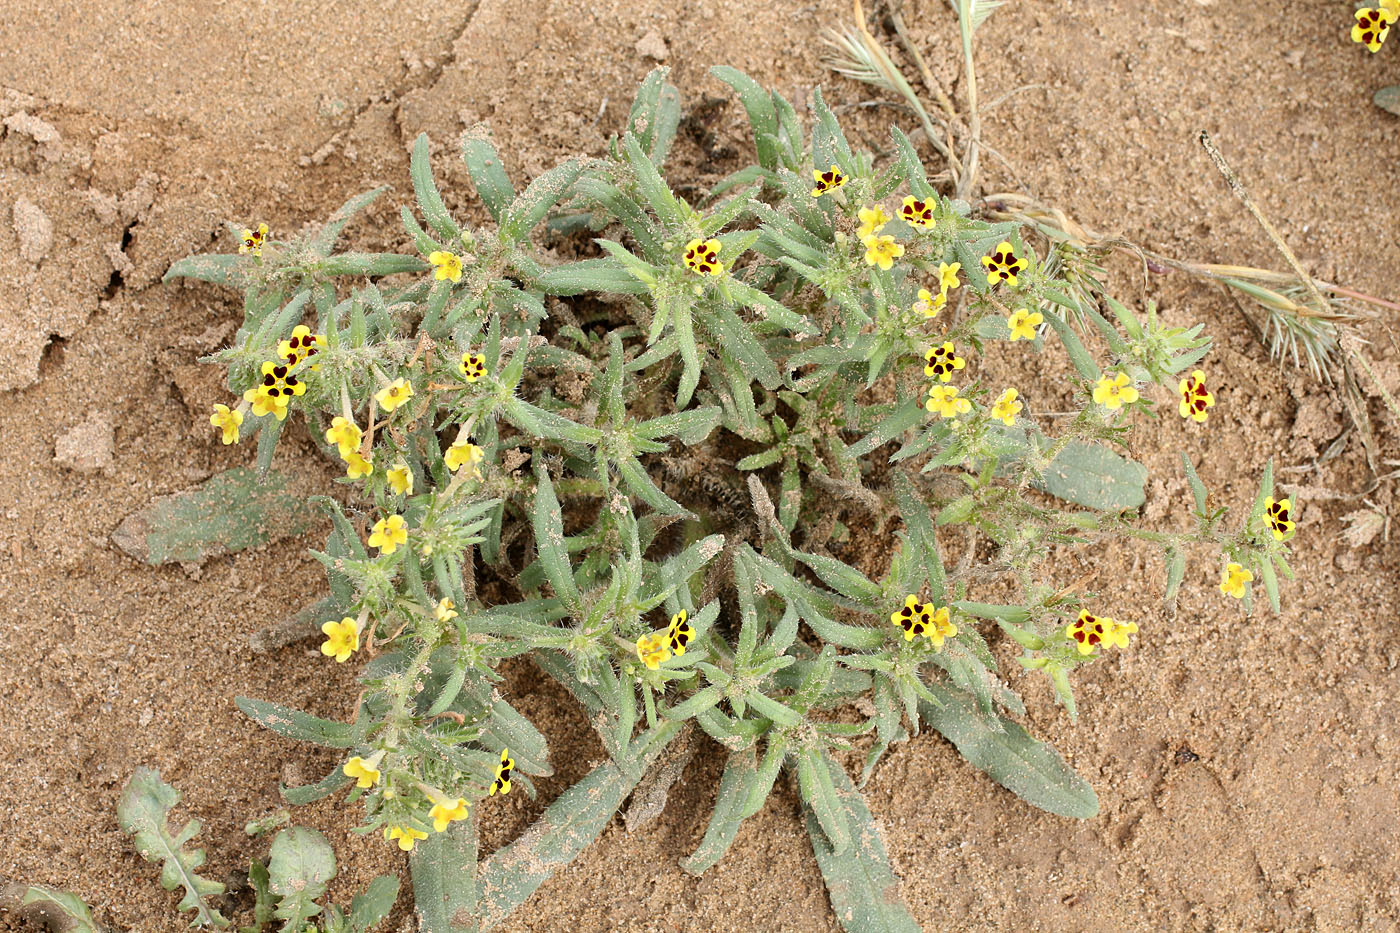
[2,0,1399,931]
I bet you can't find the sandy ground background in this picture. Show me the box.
[2,0,1399,930]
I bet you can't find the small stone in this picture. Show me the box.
[55,415,115,474]
[635,29,669,62]
[12,196,54,264]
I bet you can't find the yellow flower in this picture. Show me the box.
[636,631,671,670]
[320,617,360,663]
[861,234,904,271]
[1178,369,1214,423]
[667,610,694,656]
[242,361,306,421]
[325,416,361,457]
[923,342,966,383]
[429,798,470,833]
[1264,496,1295,541]
[1092,372,1140,410]
[209,404,243,445]
[913,288,944,319]
[1353,2,1399,52]
[460,352,488,382]
[444,439,485,477]
[344,451,373,480]
[856,205,890,239]
[890,595,934,641]
[368,515,409,555]
[810,164,847,197]
[1102,618,1138,651]
[926,605,958,648]
[1066,610,1108,656]
[277,325,325,369]
[375,378,414,413]
[990,388,1022,426]
[490,748,514,796]
[387,461,414,496]
[899,195,935,228]
[239,222,268,256]
[682,238,724,276]
[937,261,961,295]
[1006,308,1043,341]
[981,241,1026,286]
[435,598,458,622]
[386,825,429,851]
[342,753,381,788]
[429,250,463,283]
[926,384,971,420]
[1219,562,1253,599]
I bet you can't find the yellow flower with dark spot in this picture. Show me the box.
[320,617,359,662]
[429,250,463,283]
[899,195,935,228]
[990,388,1022,426]
[1006,308,1043,341]
[239,222,268,256]
[1092,372,1140,410]
[1178,369,1214,423]
[460,352,487,382]
[1353,1,1399,51]
[810,164,847,197]
[243,361,306,420]
[682,238,724,276]
[1066,610,1108,656]
[387,461,414,495]
[342,754,381,788]
[435,598,457,623]
[667,610,694,656]
[325,416,361,458]
[636,631,670,670]
[386,825,428,851]
[856,205,890,239]
[444,439,485,478]
[343,451,373,480]
[861,234,904,270]
[376,378,414,413]
[981,240,1026,286]
[209,404,243,445]
[368,514,408,555]
[490,748,514,796]
[1264,496,1295,541]
[923,342,966,382]
[1102,618,1138,650]
[890,595,934,641]
[429,798,469,833]
[1220,562,1253,599]
[926,605,958,648]
[926,384,971,420]
[278,324,325,369]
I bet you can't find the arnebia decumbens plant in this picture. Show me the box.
[163,66,1297,931]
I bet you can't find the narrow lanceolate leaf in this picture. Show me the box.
[476,727,676,929]
[461,129,515,223]
[411,817,480,933]
[117,768,231,929]
[235,697,362,748]
[411,133,460,240]
[0,885,104,933]
[803,752,921,933]
[163,253,246,288]
[348,875,401,933]
[267,827,336,932]
[918,684,1098,818]
[710,66,780,170]
[531,462,582,608]
[681,749,759,876]
[111,467,319,565]
[501,159,586,242]
[1037,441,1147,512]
